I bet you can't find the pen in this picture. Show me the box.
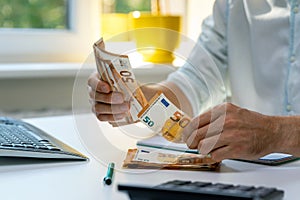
[103,162,115,185]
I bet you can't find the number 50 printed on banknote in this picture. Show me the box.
[93,38,148,125]
[138,92,191,143]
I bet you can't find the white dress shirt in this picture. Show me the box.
[167,0,300,116]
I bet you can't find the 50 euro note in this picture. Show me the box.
[138,92,191,143]
[93,38,190,142]
[93,38,148,125]
[123,148,220,170]
[133,146,210,165]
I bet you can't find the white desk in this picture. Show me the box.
[1,114,300,200]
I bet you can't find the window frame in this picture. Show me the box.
[0,0,214,63]
[0,0,100,63]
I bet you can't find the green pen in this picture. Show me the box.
[103,162,115,185]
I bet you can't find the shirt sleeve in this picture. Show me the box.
[167,0,229,116]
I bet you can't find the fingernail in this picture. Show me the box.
[112,94,123,103]
[121,104,129,111]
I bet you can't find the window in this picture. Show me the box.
[0,0,100,63]
[0,0,213,64]
[102,0,151,13]
[0,0,69,29]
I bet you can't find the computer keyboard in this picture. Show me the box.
[118,180,284,200]
[0,117,87,160]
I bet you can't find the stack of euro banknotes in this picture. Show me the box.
[93,38,220,170]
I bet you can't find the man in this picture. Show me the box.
[88,0,300,162]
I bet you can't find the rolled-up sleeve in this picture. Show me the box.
[167,0,229,116]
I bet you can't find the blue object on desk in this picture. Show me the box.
[103,162,115,185]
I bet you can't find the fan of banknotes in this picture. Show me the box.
[93,38,191,143]
[93,38,148,126]
[93,38,219,170]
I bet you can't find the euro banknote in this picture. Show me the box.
[93,38,148,125]
[138,92,191,143]
[122,149,220,170]
[133,146,211,165]
[93,38,191,142]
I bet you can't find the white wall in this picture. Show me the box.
[186,0,214,41]
[0,64,175,113]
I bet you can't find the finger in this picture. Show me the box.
[89,89,124,104]
[88,73,111,93]
[185,116,225,148]
[91,104,96,114]
[92,106,127,122]
[94,102,130,114]
[209,146,231,162]
[198,133,225,155]
[182,117,206,142]
[186,128,207,149]
[197,104,227,128]
[96,113,126,122]
[183,104,226,141]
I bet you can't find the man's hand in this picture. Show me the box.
[182,103,288,162]
[87,72,130,122]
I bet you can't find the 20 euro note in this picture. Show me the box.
[138,92,191,143]
[93,38,148,125]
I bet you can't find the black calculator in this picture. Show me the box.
[118,180,284,200]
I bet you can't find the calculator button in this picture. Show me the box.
[193,181,212,187]
[212,183,233,189]
[235,185,255,191]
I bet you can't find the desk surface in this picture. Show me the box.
[0,114,299,200]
